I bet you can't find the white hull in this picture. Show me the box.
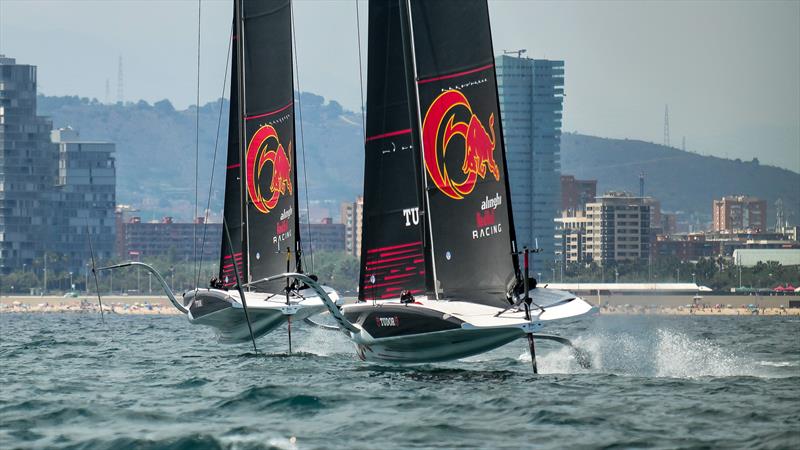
[339,289,593,363]
[353,326,528,363]
[183,287,340,344]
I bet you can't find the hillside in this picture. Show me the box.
[560,133,799,226]
[37,94,798,226]
[37,94,363,220]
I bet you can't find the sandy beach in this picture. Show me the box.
[0,295,182,315]
[1,293,798,316]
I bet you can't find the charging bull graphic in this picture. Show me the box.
[422,89,500,200]
[246,124,293,214]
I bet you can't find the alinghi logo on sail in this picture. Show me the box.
[481,193,502,210]
[473,193,502,240]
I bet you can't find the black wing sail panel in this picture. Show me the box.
[240,0,298,290]
[220,19,245,288]
[408,0,517,307]
[359,0,428,301]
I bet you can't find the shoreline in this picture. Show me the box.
[1,294,798,316]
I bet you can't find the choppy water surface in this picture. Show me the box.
[1,313,798,449]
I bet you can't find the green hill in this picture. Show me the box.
[37,94,798,227]
[37,93,363,220]
[560,133,799,227]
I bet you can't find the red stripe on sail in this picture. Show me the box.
[367,241,421,254]
[365,262,408,271]
[417,63,494,85]
[245,101,293,121]
[227,163,240,169]
[368,253,423,266]
[384,272,415,281]
[379,247,419,258]
[365,128,411,142]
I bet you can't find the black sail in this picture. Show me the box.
[219,18,245,288]
[407,0,518,307]
[358,0,428,301]
[240,0,299,290]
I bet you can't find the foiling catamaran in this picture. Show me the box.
[97,0,340,348]
[306,0,594,371]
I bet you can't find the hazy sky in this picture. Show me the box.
[1,0,798,172]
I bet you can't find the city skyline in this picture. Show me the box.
[0,0,798,172]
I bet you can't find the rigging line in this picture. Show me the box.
[193,0,202,288]
[86,221,105,324]
[355,0,366,136]
[290,1,314,273]
[197,21,233,288]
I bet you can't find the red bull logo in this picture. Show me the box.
[422,89,500,200]
[245,125,293,214]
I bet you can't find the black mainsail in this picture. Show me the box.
[220,0,301,292]
[358,0,428,301]
[220,16,245,288]
[407,0,518,307]
[359,0,518,308]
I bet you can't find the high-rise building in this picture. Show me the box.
[554,210,589,264]
[712,195,768,232]
[119,216,221,262]
[560,175,596,212]
[340,196,363,258]
[584,192,651,266]
[1,57,118,276]
[50,127,116,267]
[496,55,563,270]
[0,55,59,270]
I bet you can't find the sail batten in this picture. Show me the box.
[416,63,496,85]
[244,101,295,121]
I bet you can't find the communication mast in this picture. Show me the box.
[663,104,670,147]
[775,198,785,231]
[117,56,124,104]
[639,172,645,198]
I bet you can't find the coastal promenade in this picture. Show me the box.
[1,294,798,316]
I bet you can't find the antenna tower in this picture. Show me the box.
[104,78,110,104]
[639,171,645,198]
[117,56,124,104]
[663,104,670,147]
[775,198,785,231]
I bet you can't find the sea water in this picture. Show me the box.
[1,313,798,449]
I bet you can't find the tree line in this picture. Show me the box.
[0,251,360,296]
[2,251,796,296]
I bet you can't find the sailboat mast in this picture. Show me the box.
[235,0,251,285]
[399,0,439,299]
[482,8,519,277]
[289,3,302,273]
